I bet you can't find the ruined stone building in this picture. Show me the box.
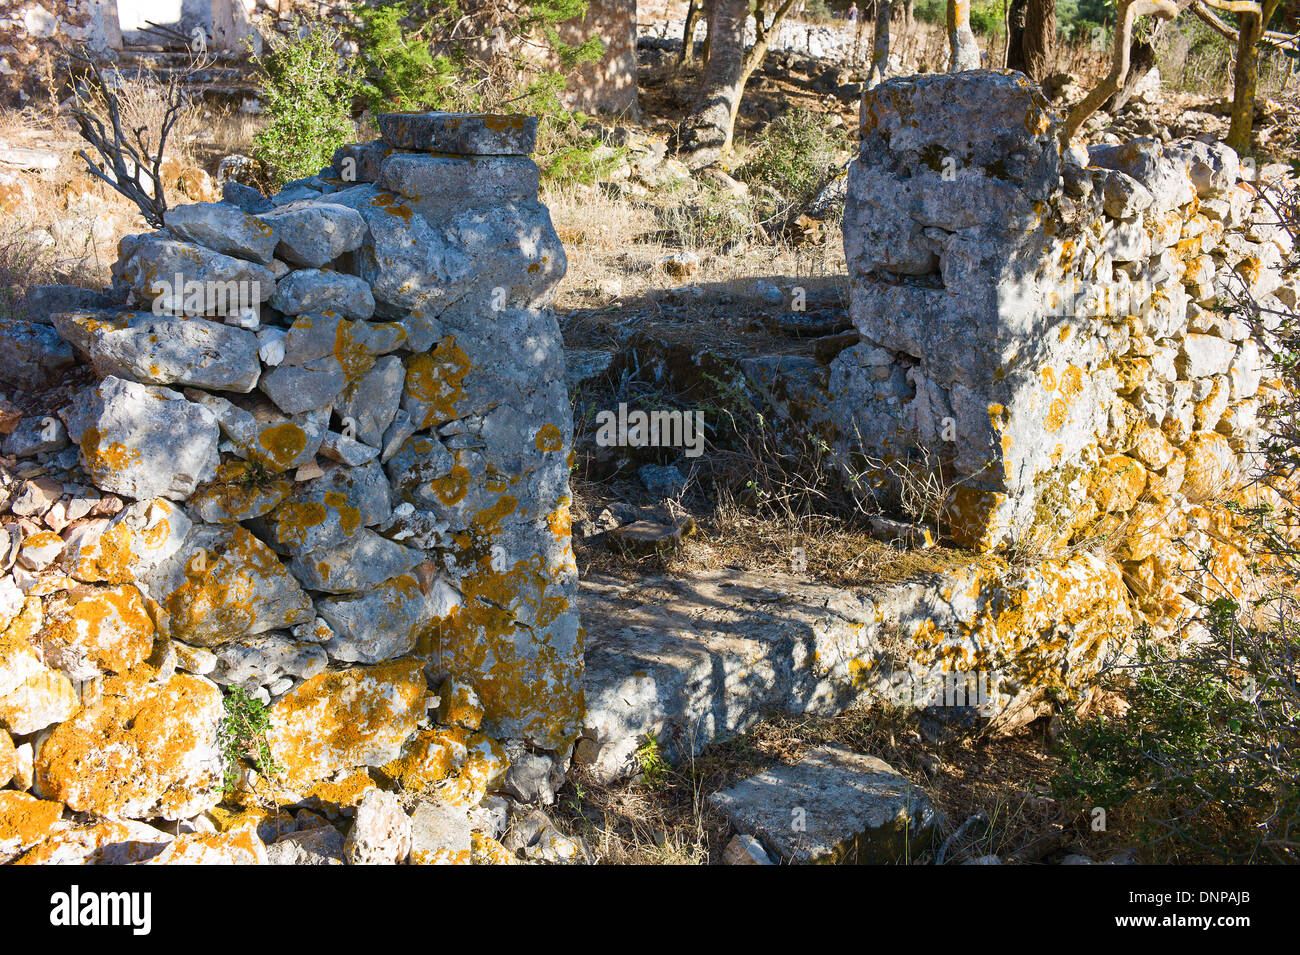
[1,0,638,114]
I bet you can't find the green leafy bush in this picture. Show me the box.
[220,686,281,793]
[350,0,609,186]
[736,107,848,215]
[252,21,361,189]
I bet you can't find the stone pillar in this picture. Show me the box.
[838,72,1270,575]
[837,71,1076,552]
[40,113,579,821]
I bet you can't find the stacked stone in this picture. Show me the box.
[0,113,579,861]
[835,71,1294,634]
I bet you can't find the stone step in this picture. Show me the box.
[576,568,937,782]
[711,745,941,864]
[575,551,1134,782]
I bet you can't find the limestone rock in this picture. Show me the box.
[262,461,393,557]
[61,497,192,584]
[266,824,345,865]
[0,319,76,389]
[13,817,174,865]
[268,268,376,320]
[143,829,268,865]
[163,201,279,265]
[287,529,423,594]
[377,153,541,215]
[209,632,328,687]
[338,355,404,448]
[35,667,224,819]
[65,376,220,501]
[89,316,261,392]
[143,522,314,646]
[344,789,412,865]
[37,584,155,680]
[113,234,276,313]
[710,745,940,864]
[317,572,460,664]
[408,798,474,865]
[0,791,66,861]
[265,659,430,787]
[377,112,539,156]
[258,201,367,268]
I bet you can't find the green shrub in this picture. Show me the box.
[220,686,281,793]
[351,0,609,187]
[252,20,361,189]
[736,107,848,215]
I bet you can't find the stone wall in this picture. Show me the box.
[834,71,1293,634]
[0,112,580,859]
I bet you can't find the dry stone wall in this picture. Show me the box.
[829,71,1293,638]
[0,112,580,860]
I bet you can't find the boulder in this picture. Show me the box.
[163,201,279,265]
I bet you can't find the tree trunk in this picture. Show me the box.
[1006,0,1028,71]
[1064,0,1178,140]
[680,0,704,64]
[1006,0,1054,80]
[1022,0,1055,80]
[676,0,749,163]
[947,0,981,70]
[1103,33,1157,112]
[1228,8,1264,154]
[868,0,892,86]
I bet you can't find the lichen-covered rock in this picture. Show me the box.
[0,598,81,735]
[257,201,367,268]
[113,234,276,312]
[408,798,474,865]
[208,632,328,687]
[0,727,15,787]
[0,791,65,862]
[711,746,940,864]
[89,316,262,393]
[344,789,411,865]
[379,727,467,789]
[377,153,541,215]
[61,497,192,583]
[37,583,155,680]
[287,529,422,595]
[143,828,268,865]
[258,313,405,415]
[1182,430,1238,501]
[66,376,220,501]
[13,817,174,865]
[144,523,314,646]
[163,201,279,265]
[317,572,460,664]
[437,679,484,730]
[262,461,393,557]
[34,666,224,819]
[265,659,431,787]
[0,318,76,389]
[185,391,326,474]
[378,112,539,156]
[268,268,376,320]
